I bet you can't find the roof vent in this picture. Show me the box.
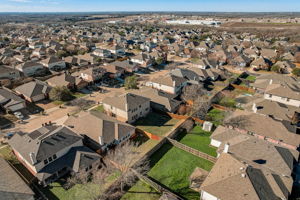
[241,173,246,178]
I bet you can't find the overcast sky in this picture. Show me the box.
[0,0,299,12]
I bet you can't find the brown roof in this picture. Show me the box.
[64,111,135,145]
[102,93,150,111]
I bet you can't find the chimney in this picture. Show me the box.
[269,79,273,85]
[29,152,37,165]
[114,123,119,140]
[223,143,230,153]
[252,103,257,113]
[99,136,103,145]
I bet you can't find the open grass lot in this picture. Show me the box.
[134,112,180,136]
[148,144,214,200]
[121,180,161,200]
[206,108,226,126]
[177,126,217,157]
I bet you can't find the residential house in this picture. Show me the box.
[192,58,212,69]
[102,93,150,123]
[146,74,187,95]
[47,73,88,90]
[228,110,300,150]
[80,66,106,83]
[130,87,181,113]
[104,64,125,78]
[40,56,66,71]
[64,111,135,151]
[0,65,21,80]
[250,57,271,70]
[111,60,140,73]
[0,87,26,112]
[264,83,300,107]
[14,80,52,102]
[0,157,35,200]
[92,49,112,58]
[8,125,101,186]
[200,151,295,200]
[130,53,154,68]
[250,74,299,92]
[16,61,45,77]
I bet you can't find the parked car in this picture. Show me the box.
[14,112,24,120]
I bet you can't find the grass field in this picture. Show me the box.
[40,182,101,200]
[134,112,180,136]
[121,180,161,200]
[123,143,214,200]
[206,108,226,126]
[92,105,104,112]
[245,75,256,82]
[177,126,217,157]
[148,144,214,200]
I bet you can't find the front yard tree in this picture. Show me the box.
[124,75,138,90]
[181,84,206,103]
[191,96,211,120]
[292,68,300,77]
[49,86,73,102]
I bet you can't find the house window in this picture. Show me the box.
[287,98,290,102]
[139,105,141,108]
[269,94,272,98]
[53,154,57,160]
[44,159,48,165]
[48,157,53,162]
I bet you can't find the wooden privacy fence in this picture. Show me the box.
[131,169,184,200]
[230,84,255,93]
[166,138,217,163]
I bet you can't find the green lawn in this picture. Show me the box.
[121,180,161,200]
[72,92,87,98]
[92,105,104,112]
[40,182,101,200]
[148,144,214,200]
[178,126,217,157]
[245,75,256,82]
[134,112,180,136]
[206,108,226,126]
[40,171,121,200]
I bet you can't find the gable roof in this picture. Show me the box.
[8,125,82,165]
[64,111,135,145]
[14,80,52,98]
[102,93,150,111]
[0,157,34,200]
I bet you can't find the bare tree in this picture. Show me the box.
[181,84,207,103]
[67,98,96,111]
[223,113,251,129]
[105,141,149,192]
[191,96,211,119]
[66,141,149,200]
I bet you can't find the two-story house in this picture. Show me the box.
[64,111,135,151]
[8,125,101,186]
[102,93,150,123]
[146,74,187,95]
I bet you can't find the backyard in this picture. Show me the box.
[176,126,217,157]
[206,108,226,126]
[134,112,180,136]
[124,143,214,200]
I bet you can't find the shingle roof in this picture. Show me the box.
[8,125,82,165]
[64,111,135,145]
[0,157,34,200]
[102,93,150,111]
[14,80,52,98]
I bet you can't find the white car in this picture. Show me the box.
[14,112,24,120]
